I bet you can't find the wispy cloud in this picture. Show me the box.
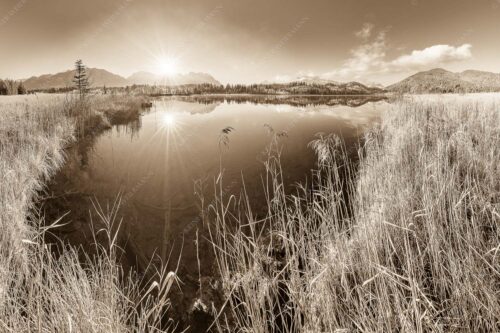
[322,24,389,81]
[354,22,375,40]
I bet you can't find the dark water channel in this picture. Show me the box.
[39,95,390,331]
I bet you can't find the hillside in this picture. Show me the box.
[23,68,129,90]
[459,70,500,89]
[387,68,500,93]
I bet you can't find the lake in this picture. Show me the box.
[39,95,390,329]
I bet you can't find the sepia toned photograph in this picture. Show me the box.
[1,0,499,332]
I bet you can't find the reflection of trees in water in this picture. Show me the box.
[39,116,145,275]
[114,118,142,140]
[173,95,388,107]
[75,118,143,167]
[77,134,98,169]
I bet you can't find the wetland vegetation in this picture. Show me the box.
[1,91,498,332]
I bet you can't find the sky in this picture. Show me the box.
[1,0,500,84]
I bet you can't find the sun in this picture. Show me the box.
[156,57,179,76]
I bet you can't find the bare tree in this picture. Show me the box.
[73,59,89,99]
[5,79,16,95]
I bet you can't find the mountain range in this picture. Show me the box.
[22,68,220,90]
[263,75,341,85]
[20,67,500,94]
[386,68,500,93]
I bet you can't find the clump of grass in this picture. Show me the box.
[0,94,175,332]
[92,94,149,125]
[70,94,150,137]
[210,98,500,332]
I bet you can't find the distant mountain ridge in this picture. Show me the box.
[291,75,341,85]
[387,68,500,93]
[262,75,385,95]
[23,68,221,90]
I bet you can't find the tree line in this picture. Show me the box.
[140,81,384,96]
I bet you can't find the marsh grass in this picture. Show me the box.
[71,94,149,137]
[92,94,148,125]
[210,99,500,332]
[0,94,175,332]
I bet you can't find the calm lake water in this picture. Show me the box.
[41,95,389,329]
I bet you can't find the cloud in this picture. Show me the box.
[354,22,374,40]
[390,44,472,69]
[321,23,472,83]
[323,25,389,81]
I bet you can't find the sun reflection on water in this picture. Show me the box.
[162,113,177,128]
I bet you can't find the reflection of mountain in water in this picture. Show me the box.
[173,95,388,107]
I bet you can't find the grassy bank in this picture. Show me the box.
[0,94,174,332]
[211,98,500,332]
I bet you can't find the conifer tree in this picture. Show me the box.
[73,59,89,99]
